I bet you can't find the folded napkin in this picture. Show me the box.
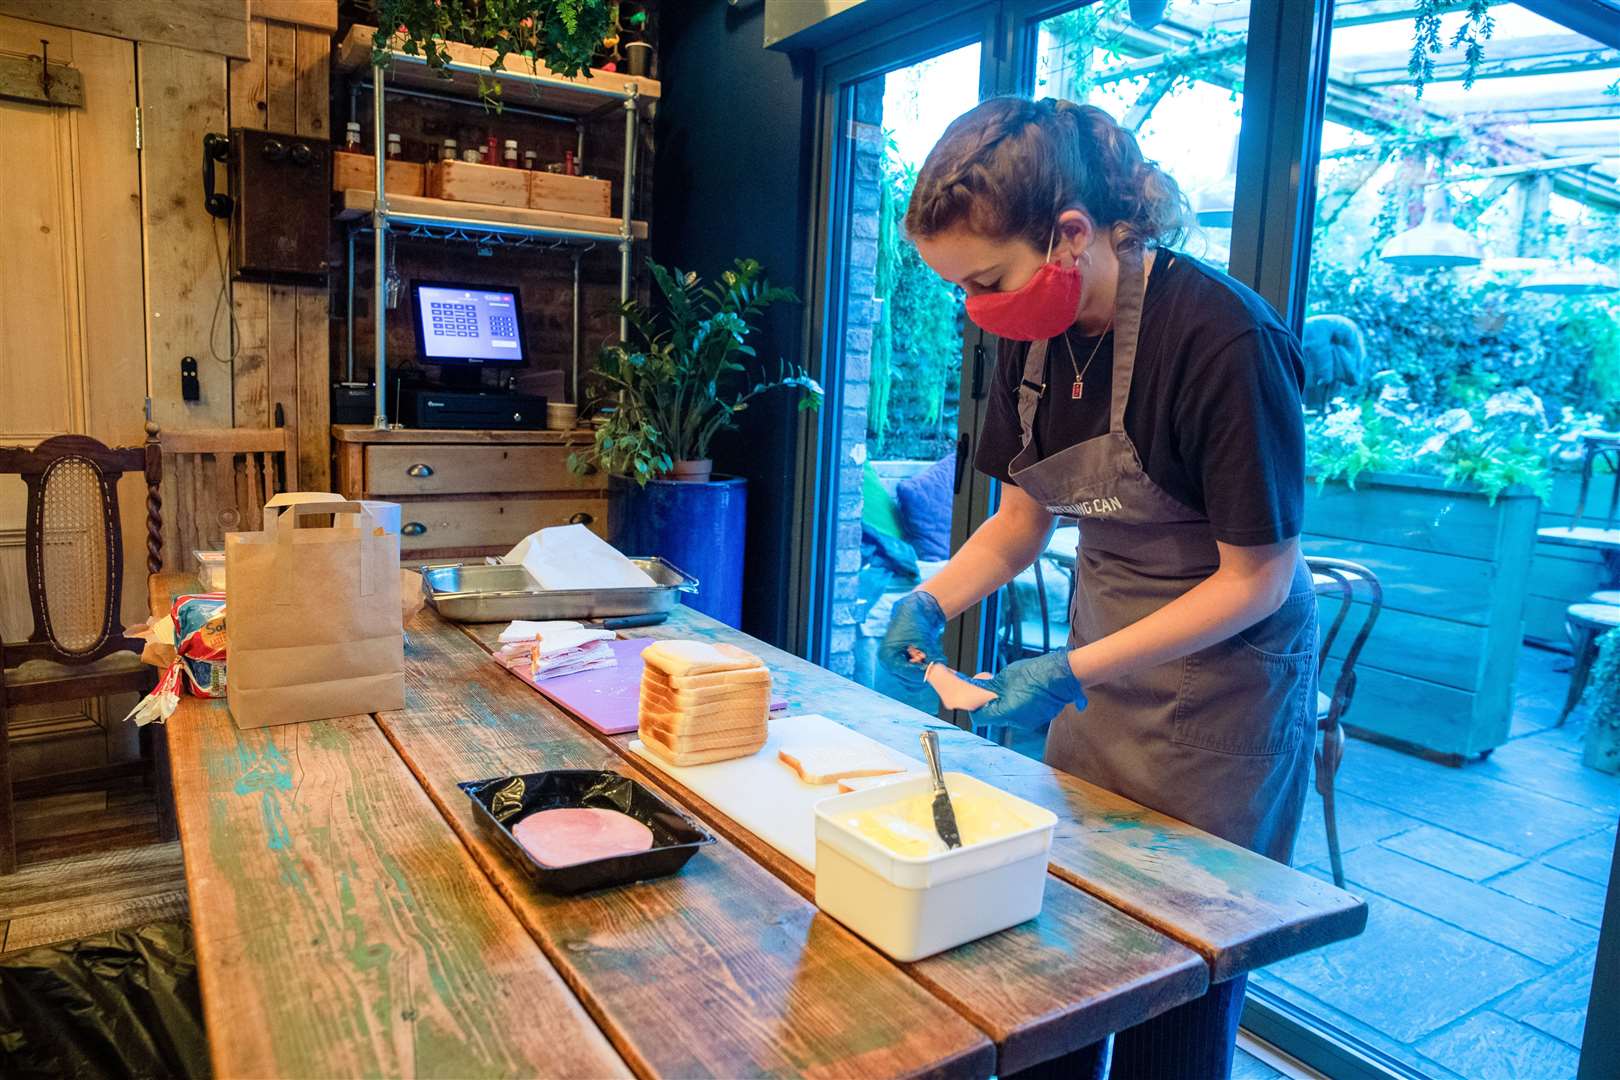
[495,619,617,682]
[498,619,599,644]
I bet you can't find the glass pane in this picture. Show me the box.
[975,1,1259,749]
[1031,1,1251,271]
[826,43,981,711]
[1250,5,1620,1078]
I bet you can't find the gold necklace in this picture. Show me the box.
[1059,321,1112,400]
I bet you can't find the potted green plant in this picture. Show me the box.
[374,0,618,108]
[571,257,821,625]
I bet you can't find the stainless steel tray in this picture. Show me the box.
[421,558,697,623]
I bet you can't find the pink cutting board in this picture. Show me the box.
[511,637,787,735]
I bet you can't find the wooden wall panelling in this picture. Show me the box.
[0,1,250,60]
[252,1,337,33]
[138,43,231,430]
[227,15,331,490]
[0,18,82,442]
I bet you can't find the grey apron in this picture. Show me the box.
[1007,244,1316,863]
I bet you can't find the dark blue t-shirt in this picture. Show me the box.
[974,251,1306,546]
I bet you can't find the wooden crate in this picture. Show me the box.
[528,172,613,216]
[1303,471,1542,760]
[425,158,529,208]
[332,150,425,196]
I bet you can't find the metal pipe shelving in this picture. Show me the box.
[353,55,646,429]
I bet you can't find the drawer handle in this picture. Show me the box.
[406,463,434,478]
[569,511,594,526]
[402,522,427,537]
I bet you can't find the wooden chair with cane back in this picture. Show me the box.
[0,434,172,874]
[145,422,291,576]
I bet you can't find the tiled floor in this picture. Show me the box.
[1006,643,1614,1079]
[1254,644,1614,1079]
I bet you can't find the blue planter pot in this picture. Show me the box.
[610,476,747,627]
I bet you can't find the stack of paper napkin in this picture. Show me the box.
[494,620,616,681]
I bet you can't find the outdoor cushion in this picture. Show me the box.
[896,454,954,561]
[862,463,908,540]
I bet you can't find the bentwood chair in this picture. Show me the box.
[1308,556,1383,889]
[0,435,173,874]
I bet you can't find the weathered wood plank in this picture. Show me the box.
[167,698,628,1078]
[1301,535,1495,625]
[263,19,296,132]
[1304,479,1538,561]
[229,16,267,129]
[391,616,997,1079]
[255,0,337,32]
[4,888,189,953]
[633,607,1367,984]
[295,285,330,490]
[138,43,231,429]
[449,619,1207,1074]
[267,283,299,472]
[232,282,270,426]
[0,0,250,59]
[1315,596,1489,691]
[1326,659,1491,757]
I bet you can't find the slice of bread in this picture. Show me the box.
[642,640,765,677]
[778,744,904,786]
[638,707,766,745]
[643,667,772,693]
[640,679,770,712]
[641,726,767,767]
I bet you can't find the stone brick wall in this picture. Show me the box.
[827,79,886,676]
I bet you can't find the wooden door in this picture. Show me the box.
[0,16,149,778]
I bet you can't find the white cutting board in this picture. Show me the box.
[629,713,922,872]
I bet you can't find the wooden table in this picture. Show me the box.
[152,575,1365,1077]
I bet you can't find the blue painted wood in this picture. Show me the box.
[1317,596,1488,691]
[609,476,748,627]
[1305,474,1539,757]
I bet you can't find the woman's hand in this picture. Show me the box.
[878,591,948,689]
[972,649,1086,730]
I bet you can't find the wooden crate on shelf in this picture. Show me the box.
[332,150,425,196]
[529,172,613,216]
[426,159,529,208]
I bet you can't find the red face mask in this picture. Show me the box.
[963,233,1082,342]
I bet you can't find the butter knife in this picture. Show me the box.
[919,730,962,849]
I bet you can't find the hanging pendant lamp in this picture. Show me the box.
[1379,188,1483,269]
[1518,223,1620,296]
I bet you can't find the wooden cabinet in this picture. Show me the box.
[333,426,606,562]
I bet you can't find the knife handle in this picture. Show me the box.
[920,730,947,794]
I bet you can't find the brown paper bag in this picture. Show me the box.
[225,496,403,728]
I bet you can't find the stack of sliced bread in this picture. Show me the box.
[639,640,771,766]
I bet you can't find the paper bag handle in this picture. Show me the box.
[267,501,387,602]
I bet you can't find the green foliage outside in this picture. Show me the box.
[867,147,964,463]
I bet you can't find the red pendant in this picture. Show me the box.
[1071,379,1083,400]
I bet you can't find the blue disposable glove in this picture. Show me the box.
[972,649,1086,730]
[879,590,947,689]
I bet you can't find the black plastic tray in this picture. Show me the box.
[459,769,714,896]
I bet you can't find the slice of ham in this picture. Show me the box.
[511,807,655,867]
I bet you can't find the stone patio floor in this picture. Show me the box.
[1009,643,1616,1079]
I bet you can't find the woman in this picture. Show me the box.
[879,97,1317,1080]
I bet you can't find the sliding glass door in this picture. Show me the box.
[801,7,1004,714]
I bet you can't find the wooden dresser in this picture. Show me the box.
[332,426,606,563]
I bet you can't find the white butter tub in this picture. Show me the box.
[813,772,1057,961]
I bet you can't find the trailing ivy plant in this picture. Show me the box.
[373,0,617,109]
[570,259,822,484]
[1409,0,1495,98]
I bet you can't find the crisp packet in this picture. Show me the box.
[124,594,227,726]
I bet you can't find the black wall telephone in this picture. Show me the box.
[202,131,232,219]
[199,128,330,280]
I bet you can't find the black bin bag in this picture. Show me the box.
[0,920,208,1079]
